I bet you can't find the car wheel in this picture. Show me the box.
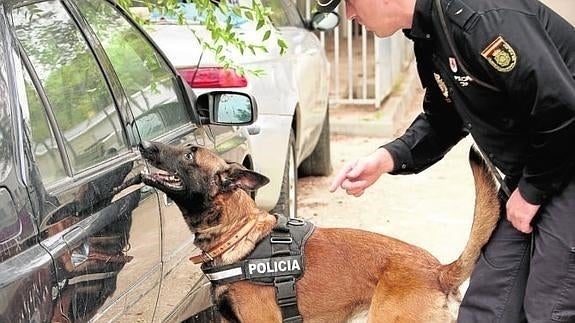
[298,108,333,177]
[271,130,297,219]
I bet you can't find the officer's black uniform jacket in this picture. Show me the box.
[383,0,575,204]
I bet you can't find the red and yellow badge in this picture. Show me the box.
[481,36,517,72]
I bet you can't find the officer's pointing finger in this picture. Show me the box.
[329,162,355,192]
[345,161,365,179]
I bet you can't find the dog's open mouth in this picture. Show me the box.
[141,169,184,191]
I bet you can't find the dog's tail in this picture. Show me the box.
[438,146,500,294]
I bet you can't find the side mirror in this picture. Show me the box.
[196,91,258,126]
[310,12,340,31]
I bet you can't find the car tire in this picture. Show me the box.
[271,130,297,219]
[298,108,333,177]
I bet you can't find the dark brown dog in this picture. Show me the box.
[138,141,500,322]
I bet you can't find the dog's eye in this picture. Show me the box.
[184,153,193,160]
[190,147,198,153]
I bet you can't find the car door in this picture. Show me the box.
[75,0,213,319]
[0,22,56,320]
[70,1,249,321]
[9,1,163,321]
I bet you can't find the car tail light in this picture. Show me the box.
[178,67,248,88]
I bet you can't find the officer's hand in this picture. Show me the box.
[329,148,394,197]
[506,188,541,234]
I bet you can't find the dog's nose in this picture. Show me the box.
[139,141,155,153]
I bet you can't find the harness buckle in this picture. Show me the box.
[270,236,293,244]
[274,276,297,301]
[287,218,305,226]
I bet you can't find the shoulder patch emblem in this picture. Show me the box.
[481,36,517,72]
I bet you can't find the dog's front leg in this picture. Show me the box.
[219,282,283,323]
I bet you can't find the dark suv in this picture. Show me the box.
[0,0,255,321]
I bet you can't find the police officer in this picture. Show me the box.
[320,0,575,321]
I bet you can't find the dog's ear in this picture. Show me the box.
[220,163,270,192]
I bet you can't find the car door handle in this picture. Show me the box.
[70,241,90,267]
[63,226,89,267]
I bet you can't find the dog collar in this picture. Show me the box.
[189,218,258,264]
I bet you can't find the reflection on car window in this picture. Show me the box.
[12,1,128,173]
[217,94,252,123]
[260,0,291,27]
[20,66,66,185]
[77,0,191,141]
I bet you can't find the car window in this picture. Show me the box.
[12,1,128,174]
[20,65,66,185]
[76,0,192,141]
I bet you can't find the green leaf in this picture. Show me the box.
[262,30,271,41]
[123,0,289,78]
[256,18,264,30]
[226,17,232,32]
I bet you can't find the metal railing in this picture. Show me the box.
[303,3,414,107]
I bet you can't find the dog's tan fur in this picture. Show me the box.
[139,142,500,322]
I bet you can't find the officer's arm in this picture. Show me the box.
[463,10,575,204]
[382,73,468,175]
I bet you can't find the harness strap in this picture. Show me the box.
[202,255,304,282]
[275,276,303,323]
[270,215,303,322]
[271,215,293,257]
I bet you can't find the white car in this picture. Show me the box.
[143,0,339,218]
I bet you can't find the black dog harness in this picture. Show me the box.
[201,215,315,323]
